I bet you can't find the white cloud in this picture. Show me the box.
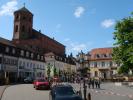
[74,6,85,18]
[70,43,87,52]
[0,0,18,16]
[101,19,115,28]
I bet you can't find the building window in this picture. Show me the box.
[27,62,29,68]
[16,14,19,20]
[22,25,25,32]
[41,56,44,60]
[30,63,32,68]
[19,61,22,66]
[15,25,18,32]
[33,64,35,69]
[12,48,15,54]
[22,62,25,69]
[102,62,105,67]
[109,61,112,67]
[37,55,40,60]
[94,62,97,67]
[96,54,100,58]
[20,50,24,56]
[31,53,34,58]
[5,47,9,53]
[26,51,29,57]
[95,71,98,77]
[104,54,107,57]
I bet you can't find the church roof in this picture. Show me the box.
[0,37,15,47]
[14,7,33,15]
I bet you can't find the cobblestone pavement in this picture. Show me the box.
[1,83,133,100]
[71,82,133,100]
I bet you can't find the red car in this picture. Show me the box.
[33,79,50,90]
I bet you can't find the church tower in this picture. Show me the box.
[13,6,33,40]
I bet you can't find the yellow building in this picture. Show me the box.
[88,47,120,80]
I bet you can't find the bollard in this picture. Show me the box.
[87,93,91,100]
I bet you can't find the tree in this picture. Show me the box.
[113,13,133,74]
[47,63,51,78]
[53,67,58,76]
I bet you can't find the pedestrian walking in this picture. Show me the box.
[97,78,101,88]
[95,79,98,88]
[88,78,91,88]
[91,78,95,89]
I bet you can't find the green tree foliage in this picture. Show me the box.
[47,63,51,77]
[113,13,133,74]
[53,67,58,76]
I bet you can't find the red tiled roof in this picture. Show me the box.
[89,47,113,60]
[90,47,113,54]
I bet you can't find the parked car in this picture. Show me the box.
[33,79,50,90]
[24,77,33,83]
[49,84,83,100]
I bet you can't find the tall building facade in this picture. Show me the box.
[88,48,120,79]
[12,7,65,57]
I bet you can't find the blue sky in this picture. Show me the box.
[0,0,133,56]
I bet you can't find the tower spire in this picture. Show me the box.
[23,3,25,7]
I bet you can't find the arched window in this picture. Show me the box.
[15,25,18,32]
[16,14,19,20]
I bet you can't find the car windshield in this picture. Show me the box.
[56,87,75,95]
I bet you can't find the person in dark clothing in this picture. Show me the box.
[95,79,98,88]
[97,79,101,88]
[88,78,91,88]
[91,79,95,89]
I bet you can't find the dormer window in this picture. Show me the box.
[26,51,29,57]
[96,54,100,58]
[31,53,34,58]
[104,54,107,57]
[12,48,15,54]
[37,55,40,60]
[5,47,9,53]
[20,50,24,56]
